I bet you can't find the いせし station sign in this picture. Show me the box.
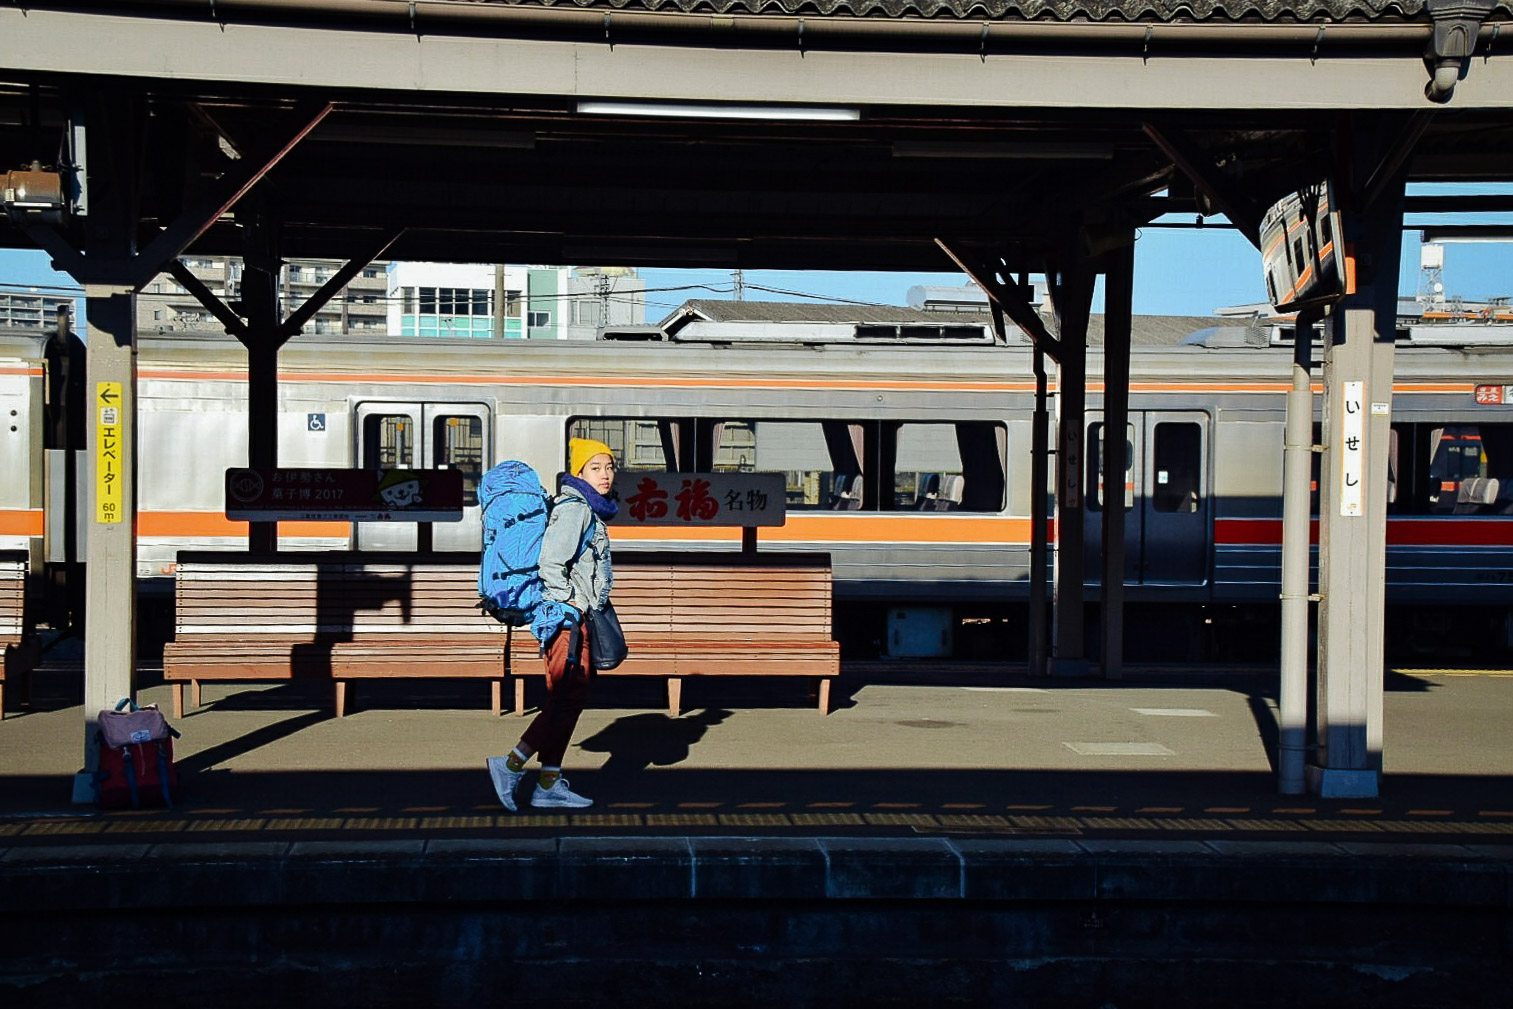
[611,472,786,527]
[225,468,464,522]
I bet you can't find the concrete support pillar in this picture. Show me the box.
[73,285,137,802]
[1310,159,1405,798]
[1311,308,1394,796]
[1051,266,1094,675]
[239,210,282,554]
[1100,240,1135,680]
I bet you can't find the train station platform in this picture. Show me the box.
[4,659,1512,1006]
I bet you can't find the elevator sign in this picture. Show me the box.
[96,381,123,524]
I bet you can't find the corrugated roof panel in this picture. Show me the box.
[485,0,1457,22]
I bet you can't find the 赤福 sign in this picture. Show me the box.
[225,468,464,522]
[611,472,787,527]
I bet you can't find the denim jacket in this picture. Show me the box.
[538,486,613,612]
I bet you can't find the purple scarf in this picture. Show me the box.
[561,474,619,520]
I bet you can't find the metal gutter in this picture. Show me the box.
[14,0,1471,52]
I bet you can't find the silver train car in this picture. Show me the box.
[3,317,1512,660]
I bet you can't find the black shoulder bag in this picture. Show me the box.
[587,602,628,671]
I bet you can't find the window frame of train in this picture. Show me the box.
[1084,411,1210,585]
[353,400,492,551]
[1385,420,1513,517]
[566,416,1008,513]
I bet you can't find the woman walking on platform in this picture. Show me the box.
[488,438,618,811]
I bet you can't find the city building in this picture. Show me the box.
[137,257,389,335]
[386,262,645,340]
[0,287,73,332]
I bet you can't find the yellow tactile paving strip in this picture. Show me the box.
[8,802,1513,841]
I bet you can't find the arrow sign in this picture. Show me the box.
[97,384,118,405]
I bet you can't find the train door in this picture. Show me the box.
[353,401,490,552]
[1084,411,1209,584]
[1084,417,1141,583]
[1140,412,1208,584]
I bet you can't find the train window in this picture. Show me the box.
[1086,423,1135,512]
[709,421,757,473]
[895,424,962,508]
[751,420,867,510]
[568,419,676,471]
[434,415,484,507]
[891,422,1007,512]
[1152,423,1201,513]
[1425,423,1513,515]
[363,414,414,469]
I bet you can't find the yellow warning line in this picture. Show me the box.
[12,803,1513,842]
[1393,668,1513,677]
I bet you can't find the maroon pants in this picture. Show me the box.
[519,624,592,767]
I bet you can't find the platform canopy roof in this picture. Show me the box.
[1,1,1511,273]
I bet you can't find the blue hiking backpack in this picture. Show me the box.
[477,460,587,643]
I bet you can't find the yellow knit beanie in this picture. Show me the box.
[568,437,614,476]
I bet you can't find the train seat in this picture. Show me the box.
[913,474,941,510]
[1455,477,1500,514]
[829,473,863,510]
[933,474,965,511]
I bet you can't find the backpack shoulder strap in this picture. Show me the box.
[552,493,596,562]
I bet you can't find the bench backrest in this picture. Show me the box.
[174,552,832,639]
[0,552,25,639]
[175,560,500,636]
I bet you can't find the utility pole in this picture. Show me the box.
[733,269,745,301]
[596,272,612,330]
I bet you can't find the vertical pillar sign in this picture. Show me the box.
[1340,380,1365,517]
[96,381,123,524]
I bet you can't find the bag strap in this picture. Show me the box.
[552,494,596,566]
[157,745,173,807]
[114,697,138,712]
[123,748,140,809]
[565,618,584,677]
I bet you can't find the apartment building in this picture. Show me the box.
[137,257,389,335]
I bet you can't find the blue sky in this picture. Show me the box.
[4,187,1510,323]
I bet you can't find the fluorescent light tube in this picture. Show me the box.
[577,101,859,122]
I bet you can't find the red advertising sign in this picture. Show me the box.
[612,472,787,527]
[225,468,464,522]
[1474,384,1510,406]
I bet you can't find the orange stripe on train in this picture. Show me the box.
[0,510,44,536]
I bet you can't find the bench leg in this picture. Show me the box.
[0,680,5,719]
[491,681,502,717]
[514,679,525,717]
[667,677,682,718]
[191,679,202,711]
[817,678,832,716]
[173,683,185,719]
[335,680,348,718]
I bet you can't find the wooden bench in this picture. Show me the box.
[163,552,508,718]
[506,553,839,716]
[162,551,839,718]
[0,550,34,718]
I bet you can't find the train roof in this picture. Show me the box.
[650,300,1228,348]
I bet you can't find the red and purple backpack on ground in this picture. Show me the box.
[93,699,181,809]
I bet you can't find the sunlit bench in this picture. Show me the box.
[163,551,838,718]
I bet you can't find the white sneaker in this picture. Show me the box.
[530,777,593,809]
[486,756,525,813]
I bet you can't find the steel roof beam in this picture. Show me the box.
[1142,122,1265,247]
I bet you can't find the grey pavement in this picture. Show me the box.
[3,661,1512,845]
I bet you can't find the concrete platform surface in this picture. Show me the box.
[3,662,1512,846]
[5,663,1513,1007]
